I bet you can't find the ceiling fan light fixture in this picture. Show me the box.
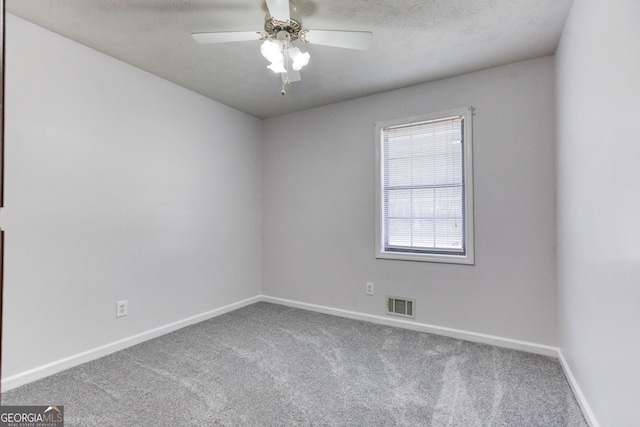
[261,39,289,73]
[192,1,372,94]
[262,37,309,74]
[260,39,283,63]
[267,60,286,73]
[289,46,310,71]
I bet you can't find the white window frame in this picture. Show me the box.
[375,107,475,264]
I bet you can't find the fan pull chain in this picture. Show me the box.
[281,76,291,96]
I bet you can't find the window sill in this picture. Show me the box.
[376,250,475,265]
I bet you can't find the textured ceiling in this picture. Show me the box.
[7,0,573,119]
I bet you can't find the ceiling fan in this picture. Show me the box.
[191,0,373,95]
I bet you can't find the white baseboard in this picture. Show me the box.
[557,349,600,427]
[260,295,559,357]
[4,292,586,426]
[1,295,261,392]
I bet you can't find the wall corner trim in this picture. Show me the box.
[557,349,601,427]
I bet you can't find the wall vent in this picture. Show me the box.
[386,296,415,318]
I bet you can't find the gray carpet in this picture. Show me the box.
[2,302,587,426]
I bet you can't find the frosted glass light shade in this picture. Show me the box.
[289,47,310,71]
[267,61,286,73]
[261,38,310,75]
[261,39,283,63]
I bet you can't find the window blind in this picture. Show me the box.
[382,115,465,254]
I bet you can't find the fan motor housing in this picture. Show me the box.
[264,18,303,41]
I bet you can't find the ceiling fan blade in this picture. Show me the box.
[192,31,262,44]
[286,68,301,83]
[304,30,373,51]
[265,0,290,22]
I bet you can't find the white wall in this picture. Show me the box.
[556,0,640,425]
[1,15,262,381]
[263,57,558,345]
[7,7,637,422]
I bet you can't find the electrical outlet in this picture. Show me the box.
[366,282,374,296]
[116,300,128,318]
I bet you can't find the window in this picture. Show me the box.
[375,107,474,264]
